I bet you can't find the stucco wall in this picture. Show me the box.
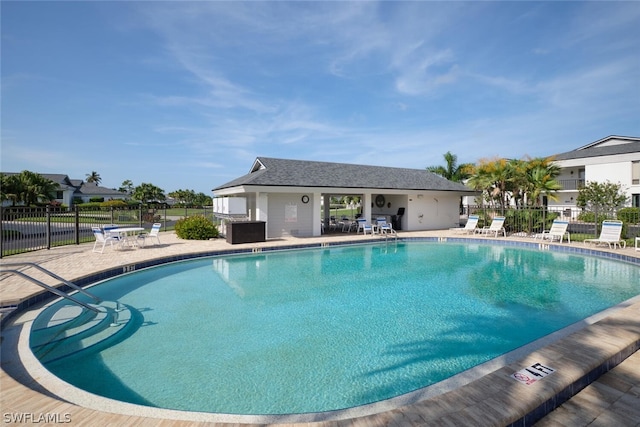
[586,162,631,187]
[406,194,461,230]
[586,162,640,205]
[267,193,315,238]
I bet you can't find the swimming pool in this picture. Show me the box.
[33,241,640,416]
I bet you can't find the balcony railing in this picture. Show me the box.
[558,179,585,190]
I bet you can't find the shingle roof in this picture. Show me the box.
[74,182,126,197]
[213,157,473,192]
[554,136,640,161]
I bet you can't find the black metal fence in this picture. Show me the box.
[2,205,638,258]
[461,205,640,240]
[1,205,214,257]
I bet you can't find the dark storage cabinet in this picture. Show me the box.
[226,221,266,244]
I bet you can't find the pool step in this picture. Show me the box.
[30,301,133,364]
[31,304,103,345]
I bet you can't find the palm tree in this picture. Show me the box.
[427,151,473,182]
[86,171,102,185]
[132,183,166,204]
[467,158,514,212]
[5,171,58,206]
[0,173,20,206]
[524,158,561,206]
[467,156,562,213]
[119,180,134,194]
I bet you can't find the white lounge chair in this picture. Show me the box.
[357,218,373,235]
[451,215,479,234]
[92,226,119,253]
[584,220,626,249]
[137,223,161,247]
[477,216,506,238]
[534,219,570,243]
[376,217,396,235]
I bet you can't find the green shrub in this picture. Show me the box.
[504,209,558,233]
[89,197,105,203]
[175,215,219,240]
[577,211,610,224]
[100,199,128,208]
[617,207,640,224]
[76,202,105,211]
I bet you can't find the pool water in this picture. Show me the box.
[40,242,640,415]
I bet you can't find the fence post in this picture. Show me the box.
[139,203,143,227]
[110,206,115,225]
[46,205,52,250]
[75,205,80,245]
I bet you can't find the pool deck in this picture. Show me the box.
[1,230,639,426]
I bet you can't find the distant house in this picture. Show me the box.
[213,157,476,238]
[1,173,128,207]
[550,136,640,210]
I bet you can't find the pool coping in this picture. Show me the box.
[2,234,640,425]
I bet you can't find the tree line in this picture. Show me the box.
[2,160,630,215]
[0,170,212,207]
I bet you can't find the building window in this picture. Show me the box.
[632,161,640,185]
[633,194,640,208]
[56,191,63,199]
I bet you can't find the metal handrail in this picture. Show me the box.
[0,269,100,314]
[0,262,100,302]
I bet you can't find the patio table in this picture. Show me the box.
[106,227,145,248]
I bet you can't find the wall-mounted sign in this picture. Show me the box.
[285,204,298,223]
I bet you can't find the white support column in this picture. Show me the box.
[361,193,371,222]
[323,194,331,232]
[256,193,268,238]
[312,193,322,236]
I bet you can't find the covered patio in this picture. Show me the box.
[213,157,476,239]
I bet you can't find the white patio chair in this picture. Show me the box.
[103,224,121,240]
[92,226,119,253]
[357,218,373,235]
[104,224,134,247]
[137,223,161,247]
[376,217,396,235]
[341,219,356,232]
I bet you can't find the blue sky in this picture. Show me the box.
[2,1,639,196]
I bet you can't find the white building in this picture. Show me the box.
[551,136,640,210]
[213,157,476,239]
[1,173,128,207]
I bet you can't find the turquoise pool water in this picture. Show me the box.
[40,242,640,415]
